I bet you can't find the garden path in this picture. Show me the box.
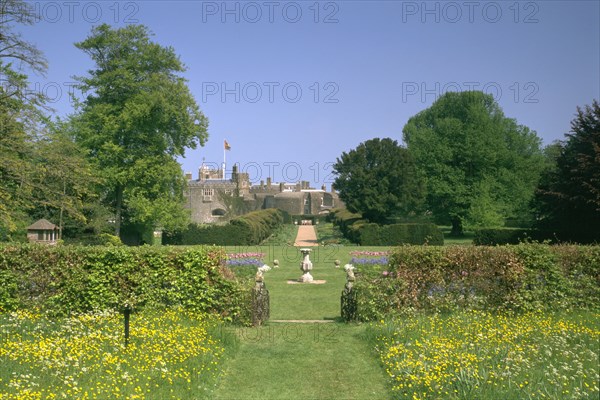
[211,246,392,399]
[293,225,319,246]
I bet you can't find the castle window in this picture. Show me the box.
[203,188,214,197]
[212,208,226,216]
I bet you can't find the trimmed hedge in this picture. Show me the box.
[352,223,444,246]
[353,244,600,321]
[329,209,443,245]
[165,209,284,245]
[0,244,252,323]
[231,208,283,244]
[473,228,563,245]
[473,228,535,245]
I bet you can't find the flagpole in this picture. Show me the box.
[223,140,226,180]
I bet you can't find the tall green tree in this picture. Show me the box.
[0,0,47,238]
[332,138,425,224]
[29,121,103,238]
[403,91,545,236]
[72,24,208,238]
[535,100,600,243]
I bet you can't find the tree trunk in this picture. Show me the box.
[450,217,464,237]
[58,178,66,240]
[115,185,123,237]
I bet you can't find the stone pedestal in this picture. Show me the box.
[298,248,313,283]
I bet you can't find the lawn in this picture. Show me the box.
[224,243,392,320]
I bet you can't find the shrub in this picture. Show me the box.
[164,209,284,246]
[0,244,253,324]
[330,209,443,245]
[473,228,534,245]
[350,222,444,245]
[98,233,124,246]
[352,244,600,320]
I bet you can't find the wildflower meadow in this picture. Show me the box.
[0,309,227,399]
[370,310,599,399]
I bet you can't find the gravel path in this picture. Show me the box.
[293,225,319,246]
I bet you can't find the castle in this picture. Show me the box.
[185,164,342,224]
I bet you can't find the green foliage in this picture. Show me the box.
[315,222,352,245]
[230,209,284,244]
[328,208,365,239]
[353,245,600,321]
[403,91,545,236]
[0,1,48,238]
[329,209,443,245]
[534,100,600,243]
[473,228,535,245]
[71,24,208,238]
[0,244,252,324]
[352,223,444,246]
[333,138,425,223]
[165,209,284,246]
[98,233,123,246]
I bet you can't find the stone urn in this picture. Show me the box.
[298,248,314,282]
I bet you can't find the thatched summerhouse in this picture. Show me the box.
[27,219,59,244]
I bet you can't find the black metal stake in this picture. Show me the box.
[124,305,131,347]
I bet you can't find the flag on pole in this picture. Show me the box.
[224,140,231,150]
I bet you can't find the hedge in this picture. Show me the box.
[165,209,284,245]
[353,244,600,321]
[473,228,535,245]
[329,209,443,245]
[473,228,564,245]
[352,223,444,246]
[0,244,252,324]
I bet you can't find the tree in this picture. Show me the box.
[28,120,103,238]
[71,24,208,238]
[534,100,600,243]
[0,0,47,238]
[332,137,425,224]
[403,91,545,236]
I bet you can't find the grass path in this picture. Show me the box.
[213,236,392,399]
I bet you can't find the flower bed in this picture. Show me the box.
[226,253,265,260]
[350,256,389,265]
[225,253,264,268]
[0,309,227,399]
[349,251,390,257]
[374,310,599,399]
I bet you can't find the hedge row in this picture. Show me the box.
[329,209,444,245]
[165,209,284,245]
[354,223,444,246]
[353,244,600,321]
[0,244,252,323]
[472,228,570,245]
[474,228,538,245]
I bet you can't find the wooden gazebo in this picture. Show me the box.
[27,219,59,245]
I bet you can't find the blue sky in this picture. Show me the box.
[19,0,600,187]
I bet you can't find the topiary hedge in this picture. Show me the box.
[352,223,444,246]
[329,209,443,245]
[473,228,535,245]
[165,209,284,245]
[353,244,600,321]
[0,244,253,324]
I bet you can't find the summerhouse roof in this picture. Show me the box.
[27,219,57,230]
